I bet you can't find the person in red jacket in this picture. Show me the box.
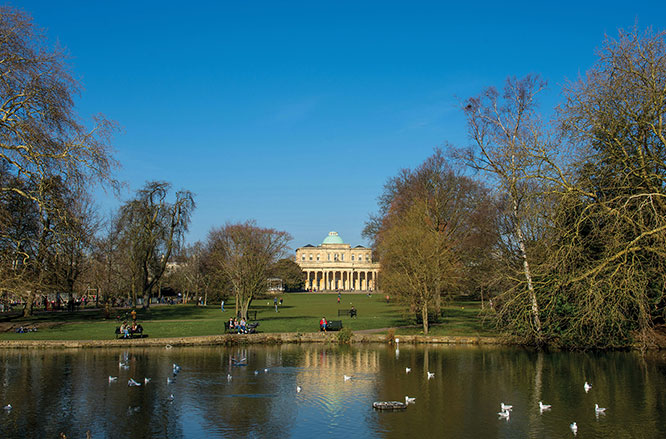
[320,317,327,332]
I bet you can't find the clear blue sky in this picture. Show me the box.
[15,0,665,249]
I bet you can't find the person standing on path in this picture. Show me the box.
[131,309,137,323]
[221,300,225,312]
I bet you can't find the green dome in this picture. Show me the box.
[322,231,344,244]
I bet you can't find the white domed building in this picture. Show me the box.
[295,231,380,292]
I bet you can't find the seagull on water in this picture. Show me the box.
[405,367,411,373]
[254,370,259,375]
[427,372,435,380]
[167,394,175,401]
[500,403,513,411]
[296,386,302,393]
[539,401,551,412]
[3,404,11,411]
[108,376,118,383]
[144,378,151,385]
[264,368,269,373]
[395,338,400,343]
[227,374,233,382]
[167,377,174,384]
[173,363,181,373]
[570,422,578,435]
[344,375,352,381]
[595,404,606,415]
[405,396,416,404]
[584,382,592,393]
[498,410,510,420]
[128,378,142,387]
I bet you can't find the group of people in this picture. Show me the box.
[118,321,142,338]
[227,317,249,334]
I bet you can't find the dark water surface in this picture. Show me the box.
[0,344,665,438]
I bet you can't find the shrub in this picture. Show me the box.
[337,327,353,344]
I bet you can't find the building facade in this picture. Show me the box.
[295,231,380,291]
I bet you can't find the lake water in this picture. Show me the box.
[0,344,664,438]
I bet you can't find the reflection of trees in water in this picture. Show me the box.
[1,346,665,437]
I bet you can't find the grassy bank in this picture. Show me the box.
[0,293,495,340]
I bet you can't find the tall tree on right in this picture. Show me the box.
[550,29,666,347]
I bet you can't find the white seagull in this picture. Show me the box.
[395,338,400,343]
[405,367,411,373]
[405,396,416,404]
[264,368,269,373]
[595,404,606,415]
[539,401,551,412]
[167,377,174,384]
[498,410,510,420]
[500,403,513,411]
[296,386,302,393]
[343,375,352,381]
[128,378,142,387]
[254,370,259,375]
[144,378,151,385]
[570,422,578,435]
[3,404,11,411]
[427,372,435,380]
[227,374,233,382]
[108,376,118,383]
[584,382,592,393]
[167,394,175,401]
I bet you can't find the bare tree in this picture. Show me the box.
[367,149,497,334]
[207,221,291,320]
[0,7,118,315]
[116,181,195,309]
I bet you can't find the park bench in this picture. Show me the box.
[115,325,147,339]
[224,321,259,334]
[325,320,343,331]
[337,309,358,318]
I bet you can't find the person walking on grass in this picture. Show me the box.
[221,300,225,312]
[274,297,278,313]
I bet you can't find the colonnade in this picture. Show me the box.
[304,270,379,291]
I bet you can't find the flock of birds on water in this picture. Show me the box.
[1,344,609,435]
[495,380,606,436]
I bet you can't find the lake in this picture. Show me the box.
[0,344,664,438]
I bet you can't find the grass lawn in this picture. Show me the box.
[0,294,495,340]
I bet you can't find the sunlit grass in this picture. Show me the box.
[0,294,496,340]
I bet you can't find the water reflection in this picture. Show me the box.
[0,345,665,438]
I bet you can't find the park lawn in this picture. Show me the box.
[0,294,494,340]
[395,300,496,337]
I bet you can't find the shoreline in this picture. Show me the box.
[0,332,504,349]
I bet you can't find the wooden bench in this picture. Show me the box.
[337,309,358,318]
[224,321,259,334]
[325,320,343,331]
[115,325,147,339]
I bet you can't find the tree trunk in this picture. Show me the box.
[421,303,429,335]
[23,291,35,317]
[513,199,542,339]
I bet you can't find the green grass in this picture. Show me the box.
[0,294,496,340]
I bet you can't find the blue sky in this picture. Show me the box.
[15,0,665,249]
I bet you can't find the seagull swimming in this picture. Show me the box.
[595,404,606,414]
[296,386,302,393]
[498,410,510,420]
[395,338,400,343]
[405,367,411,373]
[227,374,233,382]
[405,396,416,404]
[539,401,551,412]
[167,394,175,401]
[570,422,578,435]
[108,376,118,383]
[3,404,11,411]
[264,368,269,373]
[167,377,174,384]
[128,378,142,387]
[254,370,259,375]
[343,375,352,381]
[584,382,592,393]
[427,372,435,379]
[500,403,513,411]
[144,378,151,385]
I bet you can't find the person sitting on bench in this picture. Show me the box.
[320,317,328,332]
